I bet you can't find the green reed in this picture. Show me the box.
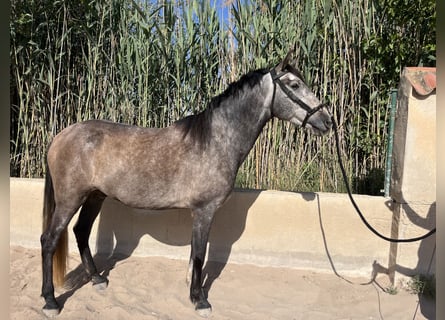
[10,0,435,193]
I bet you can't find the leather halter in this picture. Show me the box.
[270,67,326,128]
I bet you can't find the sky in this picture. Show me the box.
[211,0,232,25]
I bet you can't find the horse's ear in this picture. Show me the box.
[276,49,295,71]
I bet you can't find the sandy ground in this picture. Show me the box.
[10,246,435,320]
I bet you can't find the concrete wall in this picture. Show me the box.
[10,178,433,278]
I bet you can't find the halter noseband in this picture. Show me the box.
[270,68,326,128]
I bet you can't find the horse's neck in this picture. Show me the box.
[210,88,272,167]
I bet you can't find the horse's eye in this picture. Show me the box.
[290,83,299,89]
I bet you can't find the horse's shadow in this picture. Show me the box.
[371,199,436,319]
[61,189,261,307]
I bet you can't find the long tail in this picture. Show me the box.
[42,167,68,287]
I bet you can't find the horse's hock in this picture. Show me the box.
[10,67,435,283]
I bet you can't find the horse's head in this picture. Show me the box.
[269,50,332,136]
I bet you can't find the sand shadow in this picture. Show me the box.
[371,199,436,319]
[313,192,436,319]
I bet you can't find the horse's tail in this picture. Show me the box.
[42,166,68,287]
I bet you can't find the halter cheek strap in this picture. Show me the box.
[270,68,326,128]
[301,103,326,127]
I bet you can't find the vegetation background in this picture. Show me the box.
[10,0,436,194]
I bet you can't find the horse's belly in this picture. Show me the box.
[98,171,230,211]
[102,179,190,210]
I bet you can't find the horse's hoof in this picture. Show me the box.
[196,306,212,318]
[93,281,108,291]
[195,301,212,318]
[92,275,108,290]
[42,307,60,318]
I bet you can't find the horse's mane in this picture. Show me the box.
[176,68,269,147]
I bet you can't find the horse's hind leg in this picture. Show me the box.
[41,205,78,317]
[73,191,108,289]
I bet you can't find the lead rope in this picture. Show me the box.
[331,116,436,243]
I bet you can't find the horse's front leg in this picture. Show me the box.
[186,253,193,286]
[189,208,215,317]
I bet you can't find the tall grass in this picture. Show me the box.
[10,0,435,193]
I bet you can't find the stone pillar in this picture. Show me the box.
[389,67,436,283]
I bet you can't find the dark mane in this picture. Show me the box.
[175,68,269,147]
[210,68,269,108]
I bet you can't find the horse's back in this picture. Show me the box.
[47,120,157,169]
[46,120,225,209]
[47,120,162,199]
